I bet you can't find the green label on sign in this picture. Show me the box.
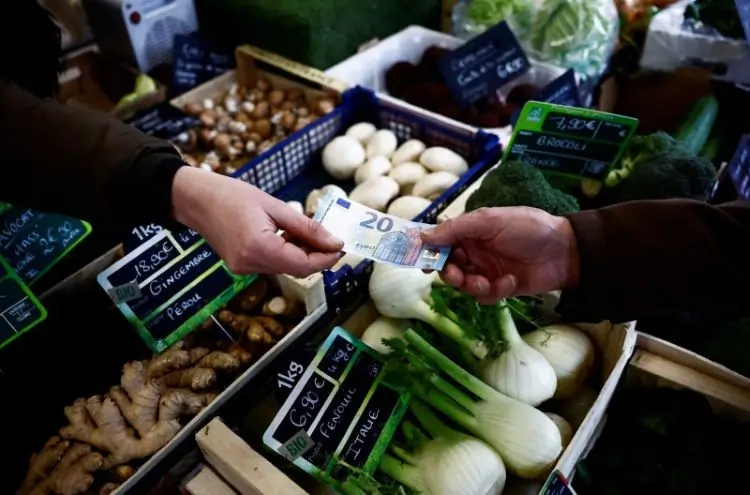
[0,256,47,350]
[504,101,639,181]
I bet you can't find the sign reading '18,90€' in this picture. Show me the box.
[97,230,255,353]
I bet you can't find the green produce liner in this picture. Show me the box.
[196,0,442,69]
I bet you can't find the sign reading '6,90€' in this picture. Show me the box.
[97,230,255,353]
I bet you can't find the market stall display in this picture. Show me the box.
[16,272,327,495]
[194,279,633,495]
[326,25,567,137]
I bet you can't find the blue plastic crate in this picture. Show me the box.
[232,86,500,309]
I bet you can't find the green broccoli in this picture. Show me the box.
[612,153,717,203]
[604,131,689,188]
[466,161,580,215]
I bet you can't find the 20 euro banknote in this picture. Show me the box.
[313,193,450,270]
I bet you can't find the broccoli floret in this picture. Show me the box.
[605,132,690,188]
[466,161,580,215]
[612,154,716,203]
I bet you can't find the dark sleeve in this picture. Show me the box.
[0,81,185,231]
[557,199,750,323]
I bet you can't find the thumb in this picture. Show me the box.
[274,205,343,252]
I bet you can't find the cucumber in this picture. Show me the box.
[673,96,719,155]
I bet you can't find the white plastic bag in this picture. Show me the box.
[454,0,619,85]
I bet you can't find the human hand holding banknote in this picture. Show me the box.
[314,193,451,270]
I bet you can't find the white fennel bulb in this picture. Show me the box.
[478,304,557,406]
[369,264,487,358]
[544,412,573,448]
[361,316,406,355]
[554,386,598,429]
[523,324,596,399]
[379,401,506,495]
[406,330,563,480]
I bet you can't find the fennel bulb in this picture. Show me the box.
[379,401,506,495]
[523,324,595,399]
[405,330,563,479]
[369,265,486,358]
[545,412,573,449]
[554,387,598,430]
[478,303,557,406]
[361,316,407,355]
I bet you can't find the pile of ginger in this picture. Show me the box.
[17,277,304,495]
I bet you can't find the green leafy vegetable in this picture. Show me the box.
[466,161,580,215]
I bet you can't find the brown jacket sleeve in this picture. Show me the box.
[0,81,185,231]
[557,199,750,323]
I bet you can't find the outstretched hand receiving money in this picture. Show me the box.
[421,207,580,304]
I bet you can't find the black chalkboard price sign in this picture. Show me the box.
[172,33,236,94]
[98,231,255,353]
[728,135,750,200]
[263,327,409,491]
[125,102,199,141]
[504,101,639,181]
[510,69,582,126]
[0,256,46,350]
[735,0,750,44]
[440,21,531,106]
[0,205,91,285]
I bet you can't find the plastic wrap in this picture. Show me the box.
[453,0,619,87]
[640,0,750,84]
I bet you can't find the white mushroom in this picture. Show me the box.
[391,139,427,165]
[349,176,400,212]
[388,162,429,195]
[345,122,378,144]
[412,171,460,200]
[322,136,366,180]
[386,196,432,220]
[354,156,392,184]
[305,184,348,215]
[419,147,469,176]
[366,129,398,159]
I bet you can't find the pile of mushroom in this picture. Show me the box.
[306,122,470,220]
[174,78,337,175]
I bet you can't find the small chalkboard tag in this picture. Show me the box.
[0,207,92,285]
[97,231,255,353]
[735,0,750,44]
[263,327,409,490]
[504,101,639,181]
[440,21,531,106]
[0,256,46,350]
[172,33,235,94]
[281,430,316,461]
[728,135,750,199]
[125,102,199,141]
[107,282,142,304]
[543,470,578,495]
[510,69,582,125]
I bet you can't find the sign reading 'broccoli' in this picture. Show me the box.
[504,102,639,181]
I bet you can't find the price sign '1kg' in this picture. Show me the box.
[98,231,255,353]
[264,327,410,491]
[314,194,450,270]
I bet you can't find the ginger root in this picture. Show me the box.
[19,441,103,495]
[262,296,304,318]
[233,277,268,312]
[20,339,249,495]
[218,311,286,345]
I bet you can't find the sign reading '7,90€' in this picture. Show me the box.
[97,230,255,353]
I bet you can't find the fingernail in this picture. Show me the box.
[337,251,345,258]
[329,234,344,245]
[473,280,483,295]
